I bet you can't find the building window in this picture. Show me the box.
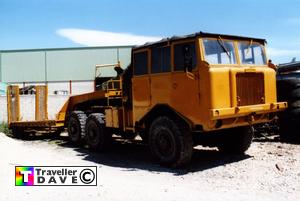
[174,42,197,71]
[151,46,171,74]
[133,51,148,75]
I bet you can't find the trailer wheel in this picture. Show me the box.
[148,116,193,167]
[11,127,27,139]
[217,126,254,154]
[67,111,87,143]
[85,113,111,151]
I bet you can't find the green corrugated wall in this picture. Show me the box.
[0,46,132,83]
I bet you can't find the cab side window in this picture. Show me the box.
[133,51,148,75]
[151,46,171,73]
[174,42,197,71]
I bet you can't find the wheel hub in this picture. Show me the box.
[156,130,174,157]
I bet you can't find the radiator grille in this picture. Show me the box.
[236,73,265,106]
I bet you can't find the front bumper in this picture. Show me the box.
[210,102,287,120]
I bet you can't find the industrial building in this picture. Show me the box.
[0,46,133,95]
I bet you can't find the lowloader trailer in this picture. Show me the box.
[7,32,287,167]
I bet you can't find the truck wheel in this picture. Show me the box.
[289,100,300,108]
[277,78,300,101]
[67,111,87,143]
[279,112,300,142]
[277,79,300,88]
[289,108,300,117]
[148,116,193,167]
[11,127,27,139]
[218,126,254,154]
[85,113,111,151]
[52,128,64,139]
[290,88,300,99]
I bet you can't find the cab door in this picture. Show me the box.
[149,44,172,105]
[132,50,151,122]
[170,40,201,120]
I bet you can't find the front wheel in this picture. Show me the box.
[217,126,254,154]
[148,116,193,168]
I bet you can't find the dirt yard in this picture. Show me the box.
[0,132,299,201]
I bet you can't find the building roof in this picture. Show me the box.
[0,45,134,53]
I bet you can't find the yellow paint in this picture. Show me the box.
[7,85,20,125]
[7,34,288,133]
[131,36,287,131]
[35,86,48,121]
[105,108,121,128]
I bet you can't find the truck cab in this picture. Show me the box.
[130,32,286,133]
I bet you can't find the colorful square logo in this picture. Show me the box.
[15,166,34,186]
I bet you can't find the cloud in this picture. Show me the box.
[56,28,162,46]
[267,47,300,57]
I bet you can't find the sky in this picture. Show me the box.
[1,0,300,64]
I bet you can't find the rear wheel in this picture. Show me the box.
[148,116,193,168]
[85,113,111,151]
[11,127,27,139]
[217,126,254,154]
[279,113,300,142]
[67,111,87,143]
[277,78,300,142]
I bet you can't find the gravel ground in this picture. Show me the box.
[0,132,299,201]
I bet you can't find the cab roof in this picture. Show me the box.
[133,31,266,50]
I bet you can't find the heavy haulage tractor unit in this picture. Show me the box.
[7,32,287,167]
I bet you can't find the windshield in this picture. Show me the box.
[203,39,237,64]
[238,41,266,65]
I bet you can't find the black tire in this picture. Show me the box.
[277,78,300,88]
[11,127,27,139]
[290,88,300,99]
[289,108,300,118]
[279,116,300,142]
[67,111,87,143]
[52,128,64,138]
[277,79,300,101]
[217,126,254,154]
[289,100,300,108]
[148,116,193,168]
[85,113,111,151]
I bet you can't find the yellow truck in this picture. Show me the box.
[7,32,287,167]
